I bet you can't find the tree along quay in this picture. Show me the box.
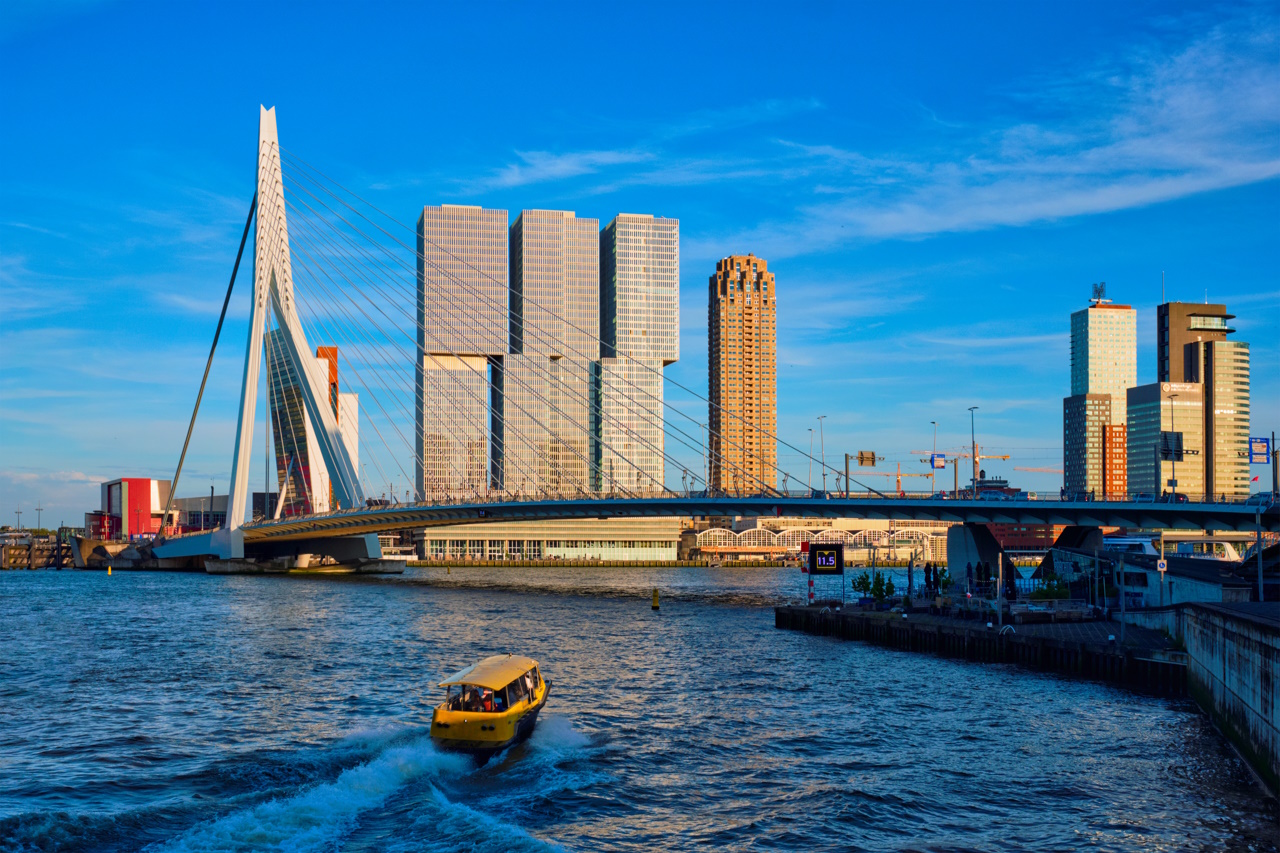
[774,605,1189,696]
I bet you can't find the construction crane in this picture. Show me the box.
[853,463,936,496]
[912,445,1012,494]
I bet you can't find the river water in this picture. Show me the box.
[1,566,1274,852]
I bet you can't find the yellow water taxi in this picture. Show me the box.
[430,654,550,760]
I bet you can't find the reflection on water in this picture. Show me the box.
[0,567,1273,852]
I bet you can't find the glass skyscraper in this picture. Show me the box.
[415,205,507,499]
[599,214,679,494]
[1064,297,1136,496]
[1126,382,1205,498]
[502,210,600,495]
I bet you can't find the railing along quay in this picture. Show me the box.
[774,605,1187,695]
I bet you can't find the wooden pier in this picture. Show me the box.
[775,605,1188,695]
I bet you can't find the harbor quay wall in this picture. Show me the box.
[1183,604,1279,795]
[773,606,1188,696]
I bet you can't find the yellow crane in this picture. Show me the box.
[854,463,937,496]
[912,446,1012,495]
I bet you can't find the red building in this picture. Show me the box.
[84,477,170,540]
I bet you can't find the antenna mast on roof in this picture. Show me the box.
[1089,281,1110,306]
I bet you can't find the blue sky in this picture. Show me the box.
[2,0,1277,525]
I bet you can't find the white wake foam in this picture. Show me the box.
[150,737,469,853]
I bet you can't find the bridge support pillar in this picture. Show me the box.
[1037,526,1103,577]
[946,523,1014,589]
[207,534,404,574]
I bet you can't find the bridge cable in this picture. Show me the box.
[158,192,257,539]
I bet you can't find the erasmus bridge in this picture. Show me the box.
[152,107,1278,571]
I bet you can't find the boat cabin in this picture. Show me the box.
[439,654,543,715]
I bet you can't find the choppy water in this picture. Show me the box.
[1,566,1274,852]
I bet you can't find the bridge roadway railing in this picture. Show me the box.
[225,492,1280,544]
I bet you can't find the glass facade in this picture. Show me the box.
[1069,304,1136,425]
[599,215,679,493]
[417,355,492,499]
[1126,382,1204,497]
[502,210,600,494]
[1065,302,1135,495]
[1204,340,1250,499]
[1062,394,1109,497]
[415,205,508,499]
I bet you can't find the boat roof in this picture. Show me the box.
[438,654,538,690]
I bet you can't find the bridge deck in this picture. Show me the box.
[236,496,1279,543]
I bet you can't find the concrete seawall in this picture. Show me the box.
[1183,603,1278,795]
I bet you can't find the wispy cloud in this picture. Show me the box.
[462,149,653,192]
[712,15,1280,256]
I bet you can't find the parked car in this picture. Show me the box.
[1164,492,1189,504]
[978,490,1013,501]
[930,491,951,500]
[1134,492,1156,503]
[1014,491,1038,501]
[1244,492,1275,507]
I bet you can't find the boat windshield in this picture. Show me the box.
[445,684,502,713]
[444,668,541,714]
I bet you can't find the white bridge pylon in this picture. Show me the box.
[161,107,364,561]
[228,105,364,533]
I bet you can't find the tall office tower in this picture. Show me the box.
[266,332,359,515]
[599,214,679,494]
[504,210,600,495]
[1201,340,1250,498]
[415,205,508,500]
[1127,382,1204,497]
[1063,290,1136,496]
[707,254,777,494]
[1157,302,1250,498]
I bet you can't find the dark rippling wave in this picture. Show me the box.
[0,567,1274,852]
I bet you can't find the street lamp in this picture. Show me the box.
[968,406,979,496]
[807,428,814,492]
[700,423,708,493]
[1167,392,1179,499]
[817,416,828,494]
[14,508,21,530]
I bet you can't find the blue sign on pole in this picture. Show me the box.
[930,453,946,469]
[1249,437,1271,464]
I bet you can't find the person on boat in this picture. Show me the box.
[464,687,482,712]
[480,688,494,712]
